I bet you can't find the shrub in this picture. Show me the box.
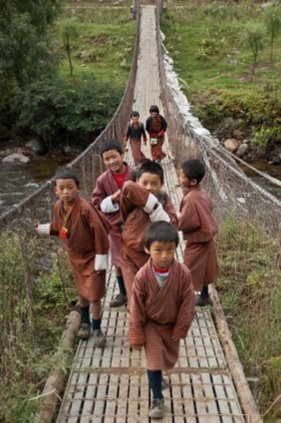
[253,126,277,148]
[11,76,122,149]
[0,231,75,422]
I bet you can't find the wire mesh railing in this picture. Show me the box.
[156,1,281,414]
[0,2,141,407]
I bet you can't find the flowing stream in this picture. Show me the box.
[0,156,68,214]
[239,160,281,200]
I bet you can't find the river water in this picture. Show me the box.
[239,160,281,201]
[0,156,67,214]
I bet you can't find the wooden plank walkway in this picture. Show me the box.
[56,261,245,422]
[56,6,246,423]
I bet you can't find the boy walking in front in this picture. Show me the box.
[178,159,219,306]
[124,111,147,164]
[91,139,133,308]
[130,221,195,419]
[120,159,177,307]
[36,168,109,346]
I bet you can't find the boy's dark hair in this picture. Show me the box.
[136,159,164,183]
[181,159,205,183]
[54,167,80,186]
[149,105,159,114]
[131,110,140,118]
[144,221,179,249]
[99,139,124,156]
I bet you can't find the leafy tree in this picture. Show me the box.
[245,24,265,77]
[0,0,61,93]
[264,5,281,66]
[11,76,121,148]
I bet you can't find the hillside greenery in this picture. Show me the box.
[161,1,281,150]
[0,1,135,149]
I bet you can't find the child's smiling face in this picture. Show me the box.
[179,169,197,188]
[102,149,125,174]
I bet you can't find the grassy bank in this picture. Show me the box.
[216,218,281,420]
[161,1,281,146]
[0,233,76,422]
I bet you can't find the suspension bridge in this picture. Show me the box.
[54,5,261,423]
[2,2,281,422]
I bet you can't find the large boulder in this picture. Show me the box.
[224,138,240,153]
[2,153,30,164]
[236,143,249,158]
[26,139,48,155]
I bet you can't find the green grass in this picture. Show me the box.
[162,4,281,91]
[0,232,76,422]
[216,217,281,419]
[50,5,135,87]
[161,1,281,141]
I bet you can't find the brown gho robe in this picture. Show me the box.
[120,180,178,303]
[130,259,195,370]
[91,165,133,268]
[146,115,167,161]
[51,196,109,302]
[178,185,219,291]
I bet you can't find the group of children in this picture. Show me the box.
[124,105,168,164]
[36,133,218,419]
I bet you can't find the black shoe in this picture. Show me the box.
[93,329,106,348]
[196,294,212,307]
[110,293,127,307]
[148,399,164,418]
[77,323,91,340]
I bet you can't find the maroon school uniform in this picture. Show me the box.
[91,164,133,268]
[120,180,177,304]
[124,122,147,164]
[178,185,219,291]
[130,259,195,370]
[50,196,109,301]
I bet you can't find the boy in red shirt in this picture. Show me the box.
[91,139,133,307]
